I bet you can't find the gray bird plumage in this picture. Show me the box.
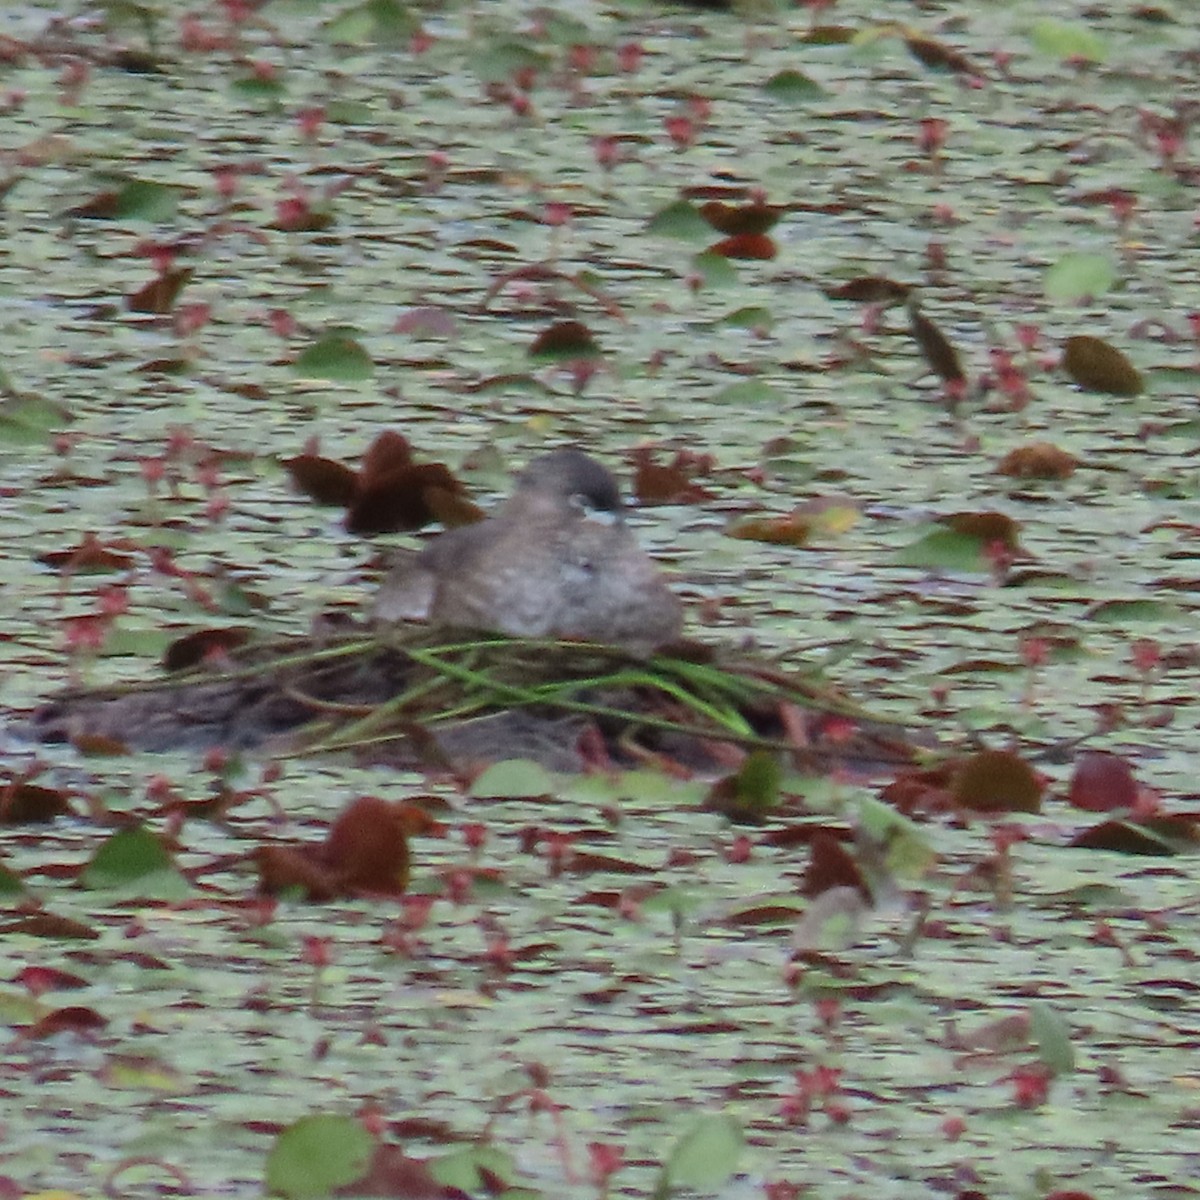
[373,448,683,653]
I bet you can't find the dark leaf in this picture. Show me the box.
[567,852,655,876]
[421,486,486,528]
[910,305,965,384]
[285,454,361,506]
[0,913,100,939]
[1067,751,1139,812]
[905,35,980,76]
[127,267,193,315]
[65,189,122,219]
[825,276,912,304]
[38,534,137,572]
[346,462,469,534]
[727,512,815,547]
[1069,819,1197,855]
[322,795,411,895]
[0,781,74,823]
[799,25,859,45]
[360,430,414,484]
[1062,335,1143,396]
[255,845,342,901]
[337,1142,445,1199]
[13,965,90,993]
[952,750,1043,814]
[632,449,714,505]
[800,831,872,902]
[709,233,777,260]
[942,511,1022,551]
[697,201,783,236]
[528,320,600,361]
[20,1005,108,1039]
[996,443,1078,480]
[162,627,253,673]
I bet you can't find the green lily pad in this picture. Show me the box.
[645,200,711,242]
[265,1115,374,1200]
[469,758,557,799]
[324,0,419,44]
[893,527,993,572]
[1044,252,1116,302]
[81,826,189,899]
[763,68,826,101]
[291,331,374,382]
[1030,1002,1076,1075]
[656,1112,744,1197]
[1029,19,1108,63]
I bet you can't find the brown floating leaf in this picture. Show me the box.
[0,781,75,823]
[162,627,253,673]
[323,794,411,895]
[825,276,913,305]
[0,913,100,939]
[254,845,339,902]
[723,904,807,927]
[1070,187,1137,210]
[942,511,1022,551]
[38,534,137,573]
[799,25,858,45]
[905,35,980,76]
[136,357,191,376]
[285,429,477,534]
[909,304,965,384]
[528,319,600,361]
[284,454,361,506]
[336,1143,445,1199]
[996,443,1078,480]
[632,449,714,505]
[346,462,470,535]
[709,233,777,260]
[1067,750,1138,812]
[110,48,167,74]
[65,189,122,220]
[727,512,816,547]
[952,750,1043,814]
[1069,817,1198,855]
[71,733,130,756]
[359,430,413,485]
[698,200,783,236]
[567,851,655,875]
[421,486,485,528]
[255,795,411,901]
[942,1012,1034,1056]
[21,1005,108,1040]
[390,800,446,838]
[127,267,193,315]
[14,965,90,993]
[271,207,335,233]
[1062,335,1143,397]
[800,831,872,902]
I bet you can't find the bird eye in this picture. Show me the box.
[571,491,620,523]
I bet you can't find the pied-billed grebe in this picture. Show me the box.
[373,448,683,653]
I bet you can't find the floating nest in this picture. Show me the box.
[27,625,931,775]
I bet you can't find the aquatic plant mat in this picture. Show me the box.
[30,627,927,773]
